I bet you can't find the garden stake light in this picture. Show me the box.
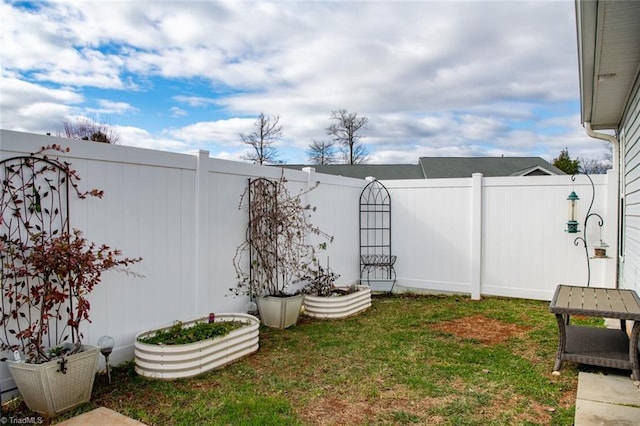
[98,335,115,384]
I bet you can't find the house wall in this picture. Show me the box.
[619,70,640,294]
[0,129,617,399]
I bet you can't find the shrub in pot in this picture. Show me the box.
[300,263,343,297]
[0,146,141,416]
[231,173,333,328]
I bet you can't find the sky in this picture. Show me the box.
[0,0,612,165]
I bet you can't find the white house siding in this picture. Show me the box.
[620,72,640,294]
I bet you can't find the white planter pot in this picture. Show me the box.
[134,313,259,380]
[256,294,304,329]
[7,345,99,417]
[303,286,372,319]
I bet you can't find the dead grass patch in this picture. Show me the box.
[297,384,454,425]
[431,314,531,345]
[484,390,554,424]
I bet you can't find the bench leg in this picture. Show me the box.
[631,321,640,382]
[553,314,567,373]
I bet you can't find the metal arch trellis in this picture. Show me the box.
[0,154,73,348]
[359,179,396,292]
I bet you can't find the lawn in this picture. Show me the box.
[3,294,583,425]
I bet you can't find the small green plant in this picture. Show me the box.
[138,320,244,346]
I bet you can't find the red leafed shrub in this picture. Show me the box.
[0,146,141,363]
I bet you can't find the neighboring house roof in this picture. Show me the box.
[417,157,565,178]
[281,157,563,180]
[576,0,640,130]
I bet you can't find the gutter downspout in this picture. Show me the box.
[585,122,619,171]
[584,122,620,288]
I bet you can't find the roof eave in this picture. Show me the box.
[576,0,598,126]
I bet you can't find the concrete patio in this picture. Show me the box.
[575,372,640,426]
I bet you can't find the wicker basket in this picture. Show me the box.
[7,345,99,417]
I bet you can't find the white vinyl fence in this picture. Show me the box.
[384,171,616,300]
[0,129,616,399]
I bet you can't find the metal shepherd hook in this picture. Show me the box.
[571,172,603,287]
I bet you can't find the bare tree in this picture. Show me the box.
[57,117,120,144]
[326,109,369,164]
[579,158,610,174]
[579,143,613,174]
[307,140,336,165]
[240,113,283,164]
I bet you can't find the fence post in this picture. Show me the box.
[302,167,316,211]
[194,150,210,315]
[302,167,316,189]
[471,173,483,300]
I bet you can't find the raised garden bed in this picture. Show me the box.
[303,285,371,319]
[134,313,259,379]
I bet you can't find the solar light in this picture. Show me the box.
[98,335,115,384]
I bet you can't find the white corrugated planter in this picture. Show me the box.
[7,345,99,417]
[303,286,372,319]
[134,313,259,380]
[256,294,304,329]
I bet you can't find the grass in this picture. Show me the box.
[2,294,587,425]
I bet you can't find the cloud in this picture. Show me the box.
[117,125,193,153]
[0,0,608,165]
[0,76,83,133]
[170,107,188,117]
[165,118,253,148]
[89,100,138,115]
[173,96,218,108]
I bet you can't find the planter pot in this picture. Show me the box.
[7,345,99,417]
[256,294,304,329]
[134,313,259,380]
[304,285,372,319]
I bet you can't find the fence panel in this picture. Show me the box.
[382,173,613,301]
[481,175,611,300]
[382,179,473,294]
